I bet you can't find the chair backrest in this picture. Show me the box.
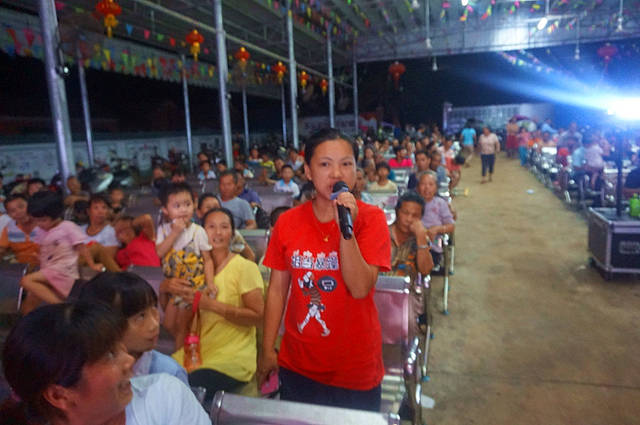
[392,167,412,186]
[0,262,28,313]
[239,229,269,262]
[374,275,410,346]
[260,193,294,214]
[365,192,398,209]
[126,193,160,218]
[210,391,400,425]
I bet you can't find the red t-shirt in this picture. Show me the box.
[264,200,391,390]
[115,234,161,270]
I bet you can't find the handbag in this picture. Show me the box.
[183,291,203,373]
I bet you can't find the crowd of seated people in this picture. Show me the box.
[0,124,463,421]
[497,117,640,200]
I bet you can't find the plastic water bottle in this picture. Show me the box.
[630,194,640,218]
[183,334,202,372]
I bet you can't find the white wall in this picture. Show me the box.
[0,133,268,181]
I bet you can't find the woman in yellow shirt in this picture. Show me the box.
[171,207,264,406]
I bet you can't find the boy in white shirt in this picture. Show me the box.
[273,164,300,198]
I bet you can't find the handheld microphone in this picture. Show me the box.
[331,181,353,240]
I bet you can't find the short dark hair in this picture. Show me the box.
[395,191,426,216]
[270,206,290,227]
[4,193,28,207]
[281,164,294,173]
[88,193,112,209]
[159,182,193,206]
[199,160,210,168]
[27,178,46,187]
[202,207,236,235]
[219,169,238,184]
[376,161,391,172]
[393,145,404,155]
[2,303,126,420]
[171,170,185,178]
[198,192,219,210]
[415,150,429,158]
[27,190,64,219]
[73,272,158,319]
[304,128,358,165]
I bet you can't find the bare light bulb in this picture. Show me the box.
[432,57,438,72]
[537,16,548,31]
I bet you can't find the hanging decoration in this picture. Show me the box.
[273,61,287,84]
[320,78,328,95]
[186,29,204,61]
[299,70,310,92]
[95,0,121,38]
[388,61,406,89]
[234,47,250,73]
[597,43,618,75]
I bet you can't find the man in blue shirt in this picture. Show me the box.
[540,118,557,135]
[460,123,477,167]
[236,173,262,208]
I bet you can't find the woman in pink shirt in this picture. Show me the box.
[478,126,501,183]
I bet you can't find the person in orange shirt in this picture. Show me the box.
[0,194,42,266]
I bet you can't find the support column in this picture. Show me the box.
[352,52,358,136]
[39,0,75,189]
[327,25,335,128]
[77,47,94,167]
[213,0,233,167]
[286,3,299,149]
[242,87,249,152]
[281,84,287,143]
[180,54,194,173]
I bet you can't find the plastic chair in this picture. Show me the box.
[238,229,269,262]
[0,262,28,313]
[210,391,400,425]
[374,275,425,425]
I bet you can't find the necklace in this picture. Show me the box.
[311,202,334,243]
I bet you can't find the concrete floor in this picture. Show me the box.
[422,154,640,425]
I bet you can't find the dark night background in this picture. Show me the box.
[1,37,639,139]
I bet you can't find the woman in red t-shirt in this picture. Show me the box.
[258,128,391,411]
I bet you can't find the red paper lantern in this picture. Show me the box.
[273,61,287,85]
[234,47,250,73]
[388,61,406,89]
[186,29,204,61]
[320,78,328,96]
[299,71,310,92]
[597,43,618,63]
[95,0,121,38]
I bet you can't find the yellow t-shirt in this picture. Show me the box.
[173,254,264,382]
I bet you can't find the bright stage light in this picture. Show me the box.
[537,17,548,30]
[606,98,640,121]
[461,0,469,6]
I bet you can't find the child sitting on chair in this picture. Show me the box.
[20,191,102,314]
[156,182,215,349]
[114,214,161,270]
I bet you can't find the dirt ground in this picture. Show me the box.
[422,153,640,425]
